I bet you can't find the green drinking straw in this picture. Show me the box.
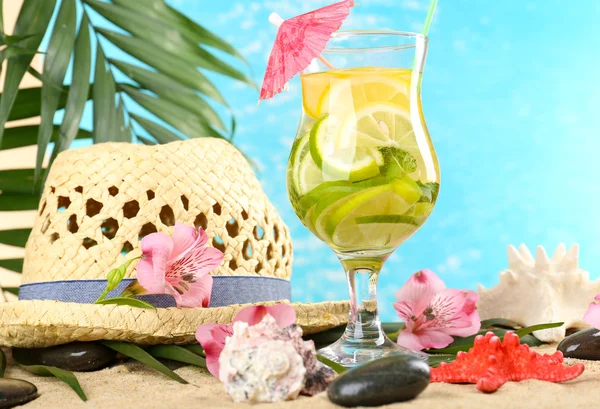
[422,0,439,37]
[412,0,438,73]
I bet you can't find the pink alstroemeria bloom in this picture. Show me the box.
[583,294,600,330]
[136,223,224,308]
[393,269,481,351]
[195,304,296,377]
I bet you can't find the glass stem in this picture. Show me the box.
[340,256,387,345]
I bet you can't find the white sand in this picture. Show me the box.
[5,345,599,409]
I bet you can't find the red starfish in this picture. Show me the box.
[430,331,585,393]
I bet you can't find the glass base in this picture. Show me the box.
[318,331,428,368]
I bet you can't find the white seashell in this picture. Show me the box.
[219,315,337,401]
[478,243,600,342]
[220,338,305,403]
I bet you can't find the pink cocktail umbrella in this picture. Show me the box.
[259,0,356,101]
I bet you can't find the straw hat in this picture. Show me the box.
[0,138,348,348]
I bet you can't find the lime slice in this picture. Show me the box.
[309,114,382,182]
[297,177,391,219]
[311,176,422,249]
[411,202,435,224]
[297,181,355,218]
[289,132,322,195]
[355,215,418,225]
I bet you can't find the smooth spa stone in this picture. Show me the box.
[557,328,600,360]
[327,355,430,407]
[12,342,117,372]
[0,379,38,408]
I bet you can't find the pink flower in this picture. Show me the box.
[393,269,481,351]
[583,294,600,330]
[195,304,296,377]
[136,223,223,308]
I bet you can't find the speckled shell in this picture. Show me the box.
[220,336,305,403]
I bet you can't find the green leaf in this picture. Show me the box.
[4,33,48,47]
[35,0,77,182]
[0,169,40,194]
[426,354,456,368]
[147,345,207,368]
[0,0,56,145]
[120,84,222,139]
[137,135,156,145]
[110,60,225,131]
[427,329,546,355]
[480,318,522,330]
[0,2,4,39]
[130,114,181,144]
[96,29,225,105]
[51,15,91,163]
[84,0,254,88]
[0,229,31,247]
[95,297,155,309]
[0,258,24,272]
[0,46,40,61]
[112,0,246,62]
[114,99,130,142]
[382,322,406,334]
[0,169,41,195]
[380,147,417,178]
[183,344,206,358]
[1,125,92,151]
[0,86,89,123]
[100,341,188,384]
[304,325,345,349]
[317,355,347,374]
[93,44,116,144]
[3,287,19,296]
[0,347,6,378]
[382,322,406,342]
[0,193,39,211]
[18,365,87,401]
[417,181,440,203]
[515,322,564,338]
[229,115,236,140]
[27,67,65,93]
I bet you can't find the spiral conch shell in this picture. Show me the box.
[477,243,600,342]
[220,336,305,403]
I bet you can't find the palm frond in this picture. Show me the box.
[0,0,57,145]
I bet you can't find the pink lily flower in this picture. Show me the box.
[195,304,296,377]
[583,294,600,330]
[393,269,481,351]
[136,222,223,308]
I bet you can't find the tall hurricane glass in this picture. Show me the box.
[286,31,440,366]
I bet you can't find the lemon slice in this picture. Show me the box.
[301,68,411,119]
[338,102,426,175]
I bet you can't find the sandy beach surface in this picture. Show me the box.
[4,345,599,409]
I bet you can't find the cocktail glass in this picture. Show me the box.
[287,31,440,366]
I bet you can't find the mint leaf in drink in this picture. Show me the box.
[379,147,417,179]
[416,181,439,203]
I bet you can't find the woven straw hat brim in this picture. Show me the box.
[0,300,349,348]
